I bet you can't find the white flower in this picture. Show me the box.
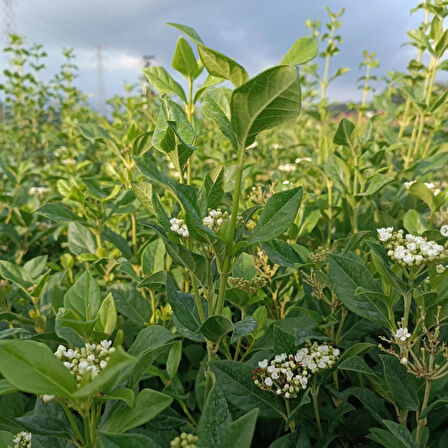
[441,225,448,237]
[42,394,54,402]
[394,327,411,342]
[258,359,268,369]
[436,264,446,274]
[377,227,393,242]
[264,377,273,387]
[100,340,112,349]
[170,217,190,238]
[400,357,408,365]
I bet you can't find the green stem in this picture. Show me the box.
[82,414,93,448]
[61,401,84,445]
[216,143,245,315]
[312,376,323,438]
[191,275,206,323]
[285,398,296,432]
[416,378,432,443]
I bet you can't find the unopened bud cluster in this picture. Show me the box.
[253,342,340,399]
[309,247,329,264]
[377,227,447,267]
[170,218,189,238]
[55,340,115,385]
[9,432,31,448]
[202,209,230,231]
[170,432,198,448]
[229,276,267,296]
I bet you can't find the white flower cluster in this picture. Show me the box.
[394,327,411,342]
[29,186,50,195]
[202,209,230,231]
[170,433,198,448]
[404,181,442,196]
[377,228,447,267]
[278,163,296,173]
[170,218,189,238]
[55,340,115,385]
[9,431,31,448]
[441,225,448,237]
[253,342,340,399]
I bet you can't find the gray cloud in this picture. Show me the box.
[1,0,433,105]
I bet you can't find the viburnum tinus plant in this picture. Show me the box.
[1,1,448,447]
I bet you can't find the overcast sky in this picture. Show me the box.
[0,0,436,110]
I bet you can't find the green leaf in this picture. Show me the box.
[248,187,302,244]
[273,325,296,354]
[141,239,166,275]
[202,88,237,148]
[337,342,375,364]
[131,181,154,214]
[166,276,206,336]
[101,389,173,433]
[95,293,117,335]
[98,432,161,448]
[68,222,96,255]
[261,240,306,268]
[172,37,200,78]
[199,166,225,213]
[328,254,387,324]
[0,379,18,396]
[143,66,187,103]
[408,182,437,212]
[231,316,257,343]
[0,340,77,398]
[198,45,248,87]
[403,209,427,235]
[0,260,34,294]
[382,420,418,448]
[281,37,318,65]
[166,22,204,45]
[333,118,356,148]
[98,388,135,407]
[217,408,258,448]
[380,354,419,411]
[210,360,285,418]
[64,270,101,321]
[338,356,376,376]
[231,65,301,148]
[23,256,47,278]
[166,340,182,379]
[110,284,150,327]
[197,385,231,448]
[357,174,394,197]
[198,316,234,343]
[36,203,86,224]
[419,396,448,419]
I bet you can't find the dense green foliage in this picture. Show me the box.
[1,2,448,447]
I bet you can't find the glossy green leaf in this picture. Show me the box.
[101,389,173,433]
[172,37,200,78]
[248,187,302,244]
[143,66,187,103]
[231,65,301,148]
[198,45,248,87]
[0,340,77,398]
[198,316,233,342]
[281,37,318,65]
[64,270,101,320]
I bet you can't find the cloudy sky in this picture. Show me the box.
[1,0,434,109]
